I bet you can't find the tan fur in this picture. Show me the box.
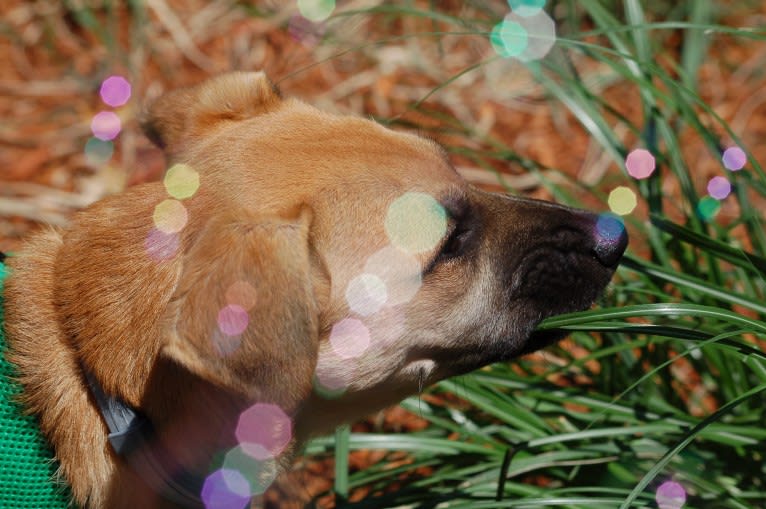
[4,229,115,506]
[3,72,624,508]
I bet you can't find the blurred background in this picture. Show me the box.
[2,1,765,508]
[3,1,762,252]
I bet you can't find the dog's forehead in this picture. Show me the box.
[286,108,464,217]
[200,100,465,217]
[253,102,456,178]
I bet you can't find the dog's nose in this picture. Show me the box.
[590,214,629,267]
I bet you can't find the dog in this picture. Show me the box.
[1,71,627,508]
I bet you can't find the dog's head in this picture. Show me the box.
[56,72,625,443]
[130,72,627,431]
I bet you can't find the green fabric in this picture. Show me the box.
[0,261,72,507]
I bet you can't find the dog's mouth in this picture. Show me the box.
[521,327,570,356]
[508,247,619,357]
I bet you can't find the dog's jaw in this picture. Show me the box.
[304,195,627,432]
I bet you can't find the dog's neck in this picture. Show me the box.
[82,364,209,507]
[87,352,282,508]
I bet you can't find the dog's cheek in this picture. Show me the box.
[402,249,544,378]
[325,262,496,387]
[313,302,415,397]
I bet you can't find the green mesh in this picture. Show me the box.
[1,261,73,507]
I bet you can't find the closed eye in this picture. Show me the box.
[423,194,479,274]
[438,223,472,261]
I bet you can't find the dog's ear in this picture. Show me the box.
[141,71,282,155]
[162,207,322,413]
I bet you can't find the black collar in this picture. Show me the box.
[83,368,206,507]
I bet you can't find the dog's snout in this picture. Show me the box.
[589,214,629,267]
[532,207,629,268]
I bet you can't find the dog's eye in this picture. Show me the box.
[438,225,472,261]
[423,193,477,273]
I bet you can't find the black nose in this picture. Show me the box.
[591,214,629,267]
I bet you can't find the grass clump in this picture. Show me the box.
[307,2,766,508]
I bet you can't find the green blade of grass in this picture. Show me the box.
[537,302,766,334]
[334,424,351,502]
[620,383,766,508]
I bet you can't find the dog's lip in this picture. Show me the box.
[511,292,600,357]
[522,327,570,355]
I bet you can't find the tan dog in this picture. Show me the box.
[3,72,626,508]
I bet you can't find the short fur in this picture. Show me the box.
[3,71,626,508]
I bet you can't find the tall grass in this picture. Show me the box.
[307,2,766,508]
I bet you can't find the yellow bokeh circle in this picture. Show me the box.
[608,186,637,215]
